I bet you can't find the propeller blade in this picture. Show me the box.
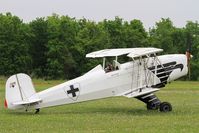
[186,51,191,79]
[186,32,192,80]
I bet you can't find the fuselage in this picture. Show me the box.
[35,54,188,109]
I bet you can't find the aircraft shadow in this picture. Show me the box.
[48,106,197,116]
[6,107,164,116]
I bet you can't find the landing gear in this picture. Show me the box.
[147,101,172,112]
[136,93,172,112]
[35,108,40,114]
[159,102,172,112]
[147,102,160,110]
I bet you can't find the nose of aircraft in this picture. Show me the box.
[166,54,188,81]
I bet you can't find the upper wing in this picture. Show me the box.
[86,47,163,58]
[86,48,136,58]
[127,48,163,58]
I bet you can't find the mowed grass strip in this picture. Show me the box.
[0,79,198,133]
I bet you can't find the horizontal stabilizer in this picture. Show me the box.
[12,98,42,105]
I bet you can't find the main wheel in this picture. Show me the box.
[159,102,172,112]
[147,102,159,110]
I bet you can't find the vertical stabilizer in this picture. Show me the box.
[5,73,40,109]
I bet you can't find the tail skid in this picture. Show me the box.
[5,73,41,110]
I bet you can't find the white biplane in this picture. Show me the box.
[5,47,188,113]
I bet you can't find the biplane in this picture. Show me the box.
[5,47,188,113]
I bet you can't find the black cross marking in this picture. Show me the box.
[67,85,79,97]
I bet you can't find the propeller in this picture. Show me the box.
[186,33,192,80]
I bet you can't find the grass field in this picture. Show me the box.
[0,78,198,133]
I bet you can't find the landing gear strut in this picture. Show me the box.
[136,93,172,112]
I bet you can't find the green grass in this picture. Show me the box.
[0,79,198,133]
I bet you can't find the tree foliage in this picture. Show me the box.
[0,13,199,80]
[0,13,31,75]
[29,17,48,77]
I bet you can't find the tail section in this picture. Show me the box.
[5,73,41,110]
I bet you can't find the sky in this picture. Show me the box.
[0,0,199,29]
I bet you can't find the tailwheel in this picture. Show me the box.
[35,108,40,114]
[159,102,172,112]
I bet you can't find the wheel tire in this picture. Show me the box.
[147,102,159,110]
[159,102,172,112]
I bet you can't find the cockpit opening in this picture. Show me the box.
[103,56,121,73]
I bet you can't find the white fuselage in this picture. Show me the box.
[34,54,188,109]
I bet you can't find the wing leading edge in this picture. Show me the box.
[86,47,163,58]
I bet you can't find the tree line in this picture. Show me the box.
[0,13,199,80]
